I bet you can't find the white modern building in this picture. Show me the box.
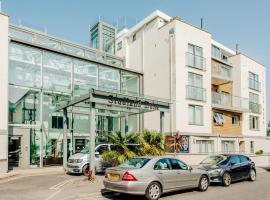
[0,10,269,173]
[116,10,269,155]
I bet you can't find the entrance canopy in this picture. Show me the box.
[55,88,170,114]
[55,88,171,173]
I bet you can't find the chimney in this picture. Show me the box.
[236,43,240,54]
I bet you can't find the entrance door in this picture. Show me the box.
[8,136,22,169]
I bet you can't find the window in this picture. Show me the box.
[196,140,214,153]
[117,41,122,51]
[250,141,254,153]
[249,92,259,103]
[249,72,260,91]
[232,115,240,125]
[51,116,68,129]
[221,141,235,153]
[169,159,188,170]
[229,155,240,165]
[99,65,120,91]
[188,105,203,125]
[239,155,249,163]
[249,115,259,130]
[187,44,204,70]
[213,112,224,125]
[188,72,203,87]
[187,73,205,101]
[154,158,171,170]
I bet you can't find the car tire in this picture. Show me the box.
[222,172,231,186]
[248,169,256,181]
[82,164,89,176]
[145,182,162,200]
[198,175,209,191]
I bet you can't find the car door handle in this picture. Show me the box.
[157,172,163,174]
[177,172,181,174]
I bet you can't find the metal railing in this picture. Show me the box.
[249,102,261,114]
[212,63,232,80]
[186,85,206,101]
[249,78,261,91]
[9,24,124,68]
[212,92,249,111]
[186,52,206,70]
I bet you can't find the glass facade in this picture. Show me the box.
[8,41,141,168]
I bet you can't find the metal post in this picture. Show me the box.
[39,91,43,168]
[160,111,165,134]
[63,108,68,170]
[89,101,96,174]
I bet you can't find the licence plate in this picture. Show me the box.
[108,173,120,181]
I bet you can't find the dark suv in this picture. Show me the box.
[198,154,256,186]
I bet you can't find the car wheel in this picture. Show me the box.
[222,172,231,186]
[145,182,162,200]
[248,169,256,181]
[82,165,89,176]
[198,175,209,191]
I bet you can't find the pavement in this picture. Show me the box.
[0,167,269,200]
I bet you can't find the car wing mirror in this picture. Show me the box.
[188,166,193,170]
[95,152,100,158]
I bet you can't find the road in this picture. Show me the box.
[0,171,270,200]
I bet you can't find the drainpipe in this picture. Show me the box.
[169,29,174,135]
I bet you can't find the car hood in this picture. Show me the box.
[193,164,219,171]
[69,153,88,160]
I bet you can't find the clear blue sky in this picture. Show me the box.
[2,0,270,122]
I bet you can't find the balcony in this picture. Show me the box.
[249,79,261,92]
[249,102,261,114]
[212,92,249,112]
[186,52,206,70]
[186,85,206,101]
[212,62,232,85]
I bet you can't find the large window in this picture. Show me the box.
[187,72,205,101]
[249,115,259,130]
[222,141,235,153]
[188,105,203,125]
[9,43,42,88]
[73,59,98,95]
[249,92,260,114]
[43,52,72,93]
[99,65,120,91]
[121,71,139,96]
[249,72,260,91]
[196,140,214,153]
[187,44,204,70]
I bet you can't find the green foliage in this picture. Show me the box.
[102,130,165,167]
[255,149,263,155]
[137,130,165,156]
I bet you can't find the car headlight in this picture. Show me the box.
[209,168,223,177]
[75,159,83,163]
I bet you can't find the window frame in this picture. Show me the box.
[188,105,203,126]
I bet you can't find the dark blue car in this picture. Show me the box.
[198,154,256,186]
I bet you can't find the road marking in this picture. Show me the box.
[44,189,63,200]
[49,178,75,190]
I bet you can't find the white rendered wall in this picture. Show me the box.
[173,21,212,135]
[0,13,9,173]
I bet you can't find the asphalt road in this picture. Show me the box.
[0,171,270,200]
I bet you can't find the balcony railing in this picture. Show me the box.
[186,85,206,101]
[212,63,232,80]
[249,102,261,114]
[186,52,206,70]
[249,79,261,91]
[212,92,249,112]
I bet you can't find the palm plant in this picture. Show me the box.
[138,130,165,156]
[102,131,139,166]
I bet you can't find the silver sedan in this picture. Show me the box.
[103,156,209,200]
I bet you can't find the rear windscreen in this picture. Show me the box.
[119,158,150,169]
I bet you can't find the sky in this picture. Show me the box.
[2,0,270,122]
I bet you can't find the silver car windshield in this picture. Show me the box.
[200,155,226,165]
[119,158,150,169]
[80,148,89,154]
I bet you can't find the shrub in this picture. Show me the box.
[255,149,264,155]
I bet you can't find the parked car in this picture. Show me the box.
[103,156,209,200]
[67,143,139,175]
[198,154,256,186]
